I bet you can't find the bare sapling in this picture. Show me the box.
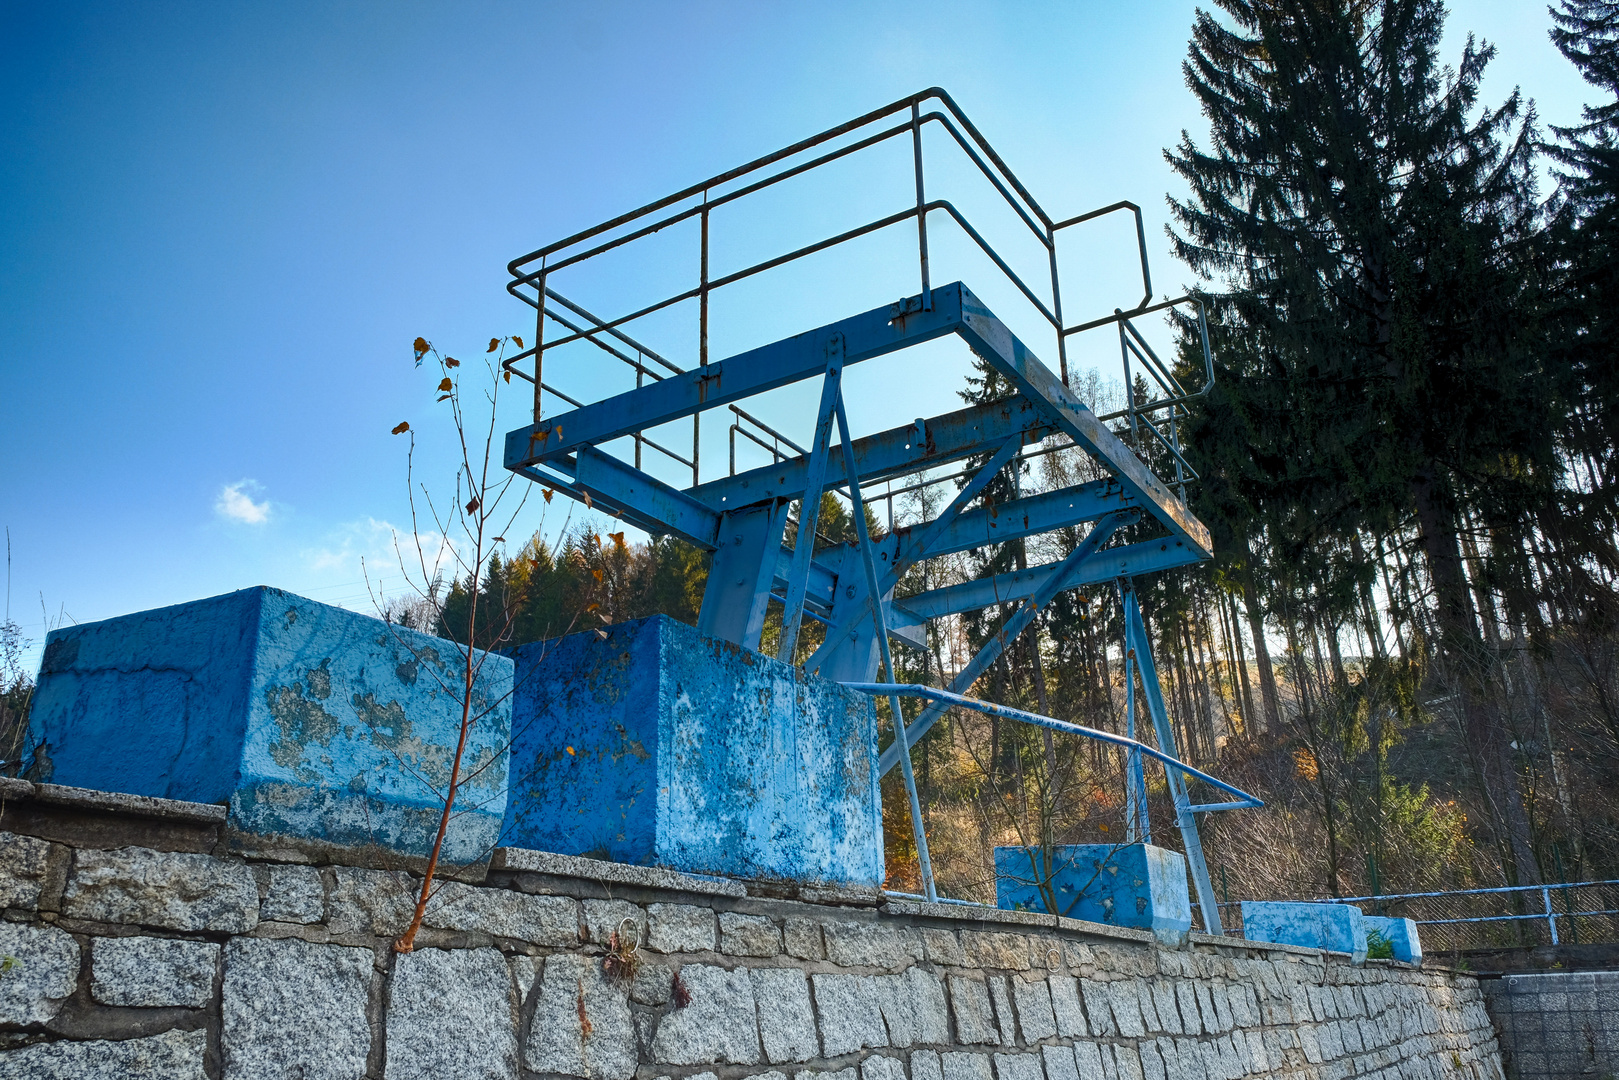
[381,333,535,954]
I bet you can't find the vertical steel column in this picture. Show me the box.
[695,193,709,487]
[1122,582,1224,935]
[1122,640,1150,845]
[1047,236,1067,385]
[911,102,931,311]
[532,264,548,423]
[834,393,937,902]
[1118,316,1141,451]
[777,334,846,662]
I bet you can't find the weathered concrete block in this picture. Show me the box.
[994,844,1191,946]
[0,923,78,1025]
[261,863,325,924]
[1362,916,1422,966]
[24,587,511,862]
[386,947,519,1080]
[0,1027,208,1079]
[525,954,637,1079]
[753,966,820,1063]
[63,846,259,932]
[650,963,760,1065]
[91,936,219,1007]
[222,937,373,1080]
[1242,902,1368,964]
[501,616,880,885]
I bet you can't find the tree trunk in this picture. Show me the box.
[1411,465,1542,885]
[1241,570,1283,733]
[1227,590,1258,733]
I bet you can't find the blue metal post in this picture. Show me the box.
[1122,584,1223,935]
[778,335,845,662]
[1122,644,1149,845]
[834,392,936,902]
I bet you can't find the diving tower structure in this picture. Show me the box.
[498,88,1254,930]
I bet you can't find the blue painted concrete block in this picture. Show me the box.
[1363,915,1422,965]
[501,615,882,886]
[1241,900,1369,963]
[994,843,1193,945]
[24,587,512,862]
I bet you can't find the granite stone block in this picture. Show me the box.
[386,947,519,1080]
[221,937,373,1080]
[0,923,78,1025]
[91,936,218,1008]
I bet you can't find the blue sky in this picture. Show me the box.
[0,1,1594,668]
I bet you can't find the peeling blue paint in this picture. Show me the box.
[1242,900,1369,964]
[501,615,882,886]
[24,587,512,861]
[1362,915,1422,965]
[993,843,1193,945]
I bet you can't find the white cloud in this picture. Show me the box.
[305,517,461,592]
[216,480,271,525]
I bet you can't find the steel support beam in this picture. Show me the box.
[574,446,721,550]
[690,395,1057,511]
[505,289,967,470]
[875,511,1136,776]
[1122,584,1223,936]
[778,338,846,661]
[697,501,791,649]
[953,284,1212,557]
[888,537,1203,627]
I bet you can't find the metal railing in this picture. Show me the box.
[1209,879,1619,950]
[845,683,1263,911]
[500,87,1214,492]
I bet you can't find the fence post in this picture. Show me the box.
[1543,886,1559,945]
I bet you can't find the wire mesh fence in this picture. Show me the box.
[1207,880,1619,952]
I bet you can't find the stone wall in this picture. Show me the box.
[1481,971,1618,1080]
[0,778,1504,1080]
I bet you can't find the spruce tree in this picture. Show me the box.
[1167,0,1552,883]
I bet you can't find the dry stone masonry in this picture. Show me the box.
[0,778,1503,1080]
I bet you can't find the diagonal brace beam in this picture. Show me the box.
[875,510,1136,776]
